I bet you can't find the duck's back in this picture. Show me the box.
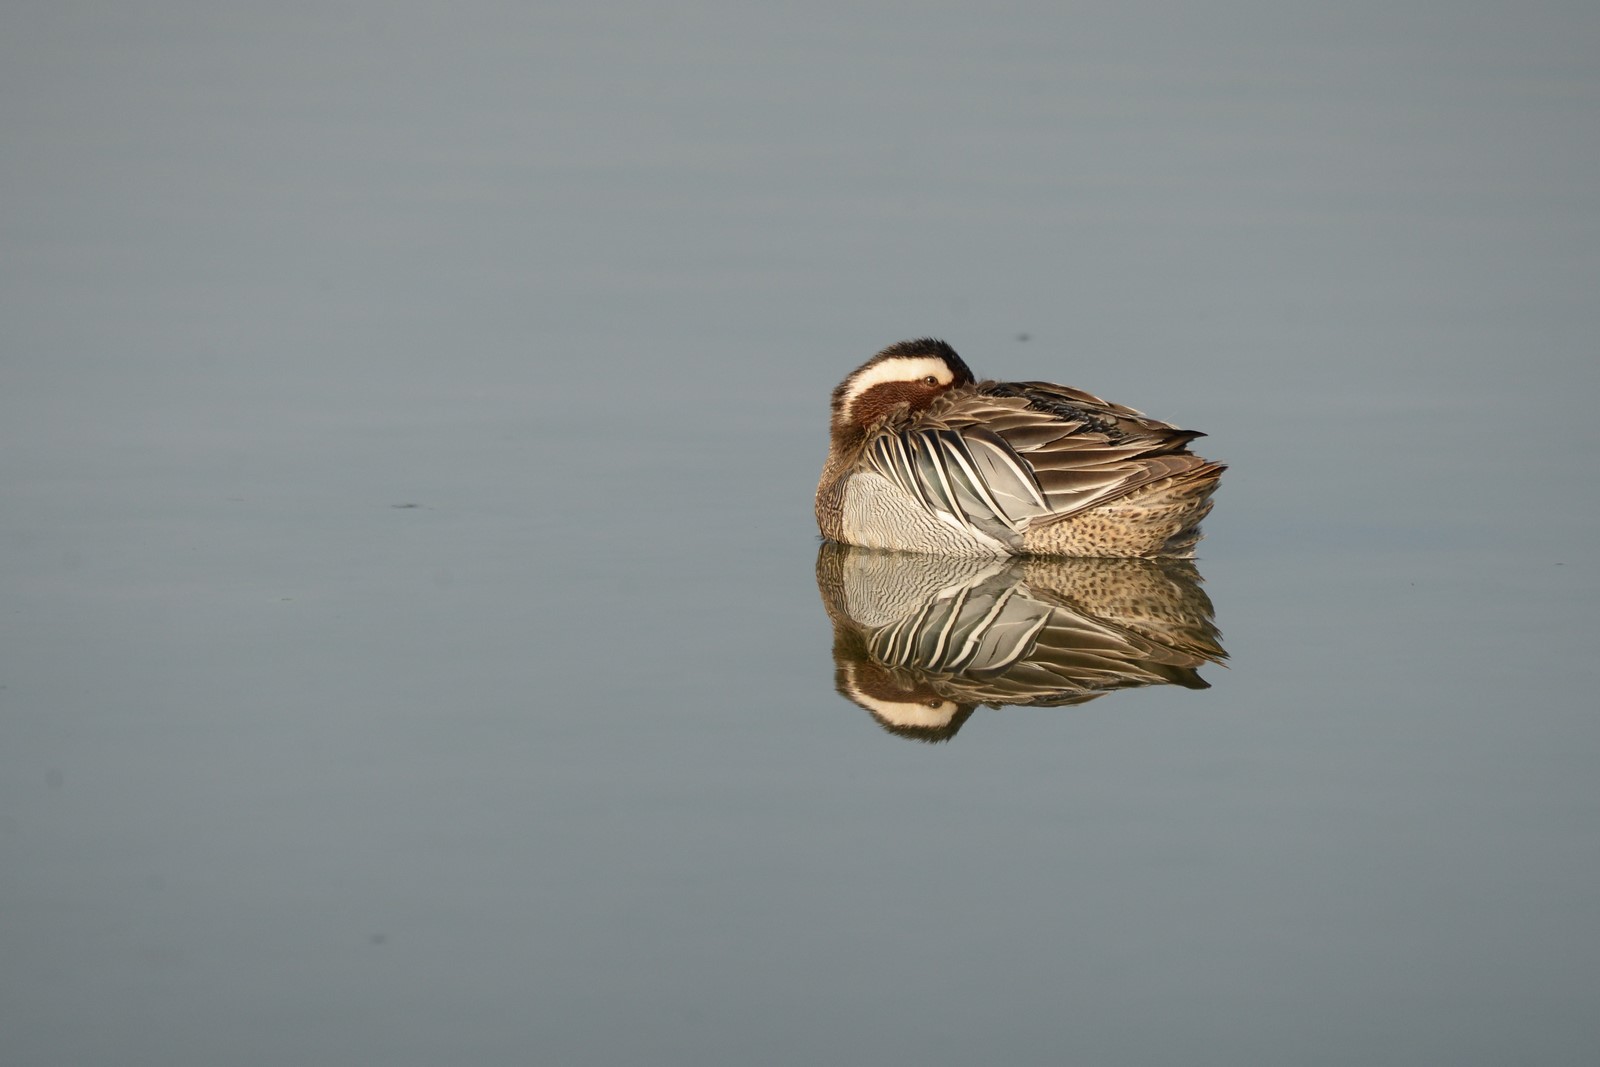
[840,381,1224,558]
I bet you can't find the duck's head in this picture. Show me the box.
[835,659,979,743]
[829,338,975,439]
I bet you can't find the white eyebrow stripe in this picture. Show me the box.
[839,356,955,422]
[839,665,960,729]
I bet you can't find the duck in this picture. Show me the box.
[816,338,1225,558]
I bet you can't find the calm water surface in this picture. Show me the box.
[4,3,1598,1065]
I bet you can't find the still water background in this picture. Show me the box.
[4,3,1598,1064]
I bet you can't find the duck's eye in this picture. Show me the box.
[922,375,939,386]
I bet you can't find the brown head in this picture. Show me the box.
[828,338,975,442]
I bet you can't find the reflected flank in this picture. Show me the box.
[817,544,1226,742]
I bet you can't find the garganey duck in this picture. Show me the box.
[816,339,1224,558]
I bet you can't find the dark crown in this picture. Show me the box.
[874,338,974,382]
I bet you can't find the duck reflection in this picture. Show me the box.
[817,544,1226,742]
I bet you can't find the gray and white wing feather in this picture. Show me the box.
[860,381,1208,536]
[861,426,1047,547]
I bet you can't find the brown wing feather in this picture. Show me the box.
[917,381,1213,523]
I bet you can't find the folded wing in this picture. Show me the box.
[859,381,1209,543]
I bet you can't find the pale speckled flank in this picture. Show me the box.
[1020,464,1224,559]
[817,339,1224,559]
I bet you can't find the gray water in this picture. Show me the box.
[4,3,1598,1064]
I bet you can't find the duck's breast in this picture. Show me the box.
[840,472,1013,556]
